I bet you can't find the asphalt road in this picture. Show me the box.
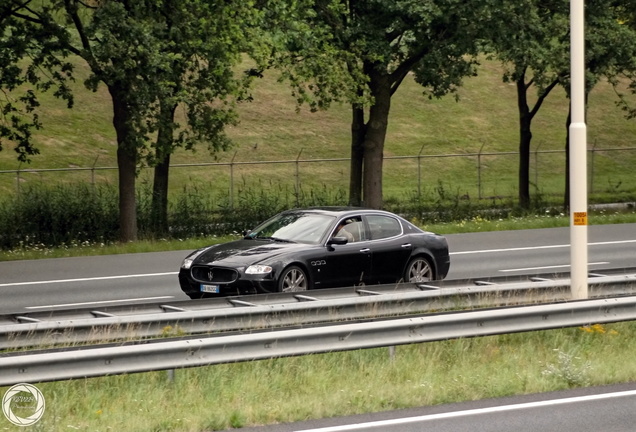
[0,223,635,314]
[1,224,636,430]
[227,383,636,432]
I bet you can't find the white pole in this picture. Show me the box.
[570,0,588,299]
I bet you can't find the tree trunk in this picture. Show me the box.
[151,102,177,235]
[349,104,365,206]
[109,84,138,242]
[152,153,171,235]
[362,68,391,209]
[117,146,138,242]
[516,76,532,209]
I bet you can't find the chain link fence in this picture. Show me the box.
[1,146,635,205]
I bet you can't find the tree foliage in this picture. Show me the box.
[272,0,484,208]
[131,1,264,234]
[481,0,636,209]
[0,2,73,163]
[603,0,636,120]
[482,0,569,208]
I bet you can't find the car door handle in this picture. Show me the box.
[401,243,412,248]
[359,248,371,253]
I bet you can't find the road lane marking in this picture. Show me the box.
[0,272,178,288]
[4,238,635,286]
[297,389,636,431]
[499,262,610,272]
[25,296,175,309]
[450,239,636,255]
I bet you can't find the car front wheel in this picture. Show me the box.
[278,266,309,292]
[405,257,434,282]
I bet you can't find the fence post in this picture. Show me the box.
[417,144,425,200]
[229,151,237,209]
[91,155,99,187]
[590,139,597,194]
[16,162,22,196]
[295,149,303,207]
[534,141,542,193]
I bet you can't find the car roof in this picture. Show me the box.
[282,207,398,218]
[277,207,429,235]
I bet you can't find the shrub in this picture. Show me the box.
[0,180,561,250]
[0,184,119,249]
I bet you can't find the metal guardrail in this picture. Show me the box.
[2,271,636,349]
[1,295,636,386]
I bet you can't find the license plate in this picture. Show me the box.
[200,284,220,293]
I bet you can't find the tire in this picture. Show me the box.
[278,265,309,292]
[405,257,435,283]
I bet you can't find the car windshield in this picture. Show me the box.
[246,213,335,244]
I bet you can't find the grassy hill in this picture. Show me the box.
[2,57,636,204]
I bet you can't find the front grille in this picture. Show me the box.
[191,266,239,284]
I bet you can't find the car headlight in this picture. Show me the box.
[181,248,209,270]
[245,265,273,275]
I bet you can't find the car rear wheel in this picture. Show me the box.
[405,257,434,282]
[278,266,309,292]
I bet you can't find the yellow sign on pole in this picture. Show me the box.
[573,211,588,226]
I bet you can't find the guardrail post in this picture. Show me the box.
[167,369,176,383]
[388,345,396,361]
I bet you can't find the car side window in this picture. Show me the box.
[366,215,402,240]
[332,216,364,243]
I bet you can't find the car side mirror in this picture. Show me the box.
[328,236,349,246]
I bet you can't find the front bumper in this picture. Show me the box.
[178,269,278,297]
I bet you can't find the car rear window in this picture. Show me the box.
[366,215,402,239]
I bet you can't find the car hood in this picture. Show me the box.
[195,239,307,267]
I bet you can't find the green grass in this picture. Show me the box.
[3,322,634,431]
[2,57,636,203]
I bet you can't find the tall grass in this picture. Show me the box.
[1,180,634,252]
[0,183,119,249]
[7,322,635,431]
[0,182,351,250]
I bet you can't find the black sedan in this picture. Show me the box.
[178,207,450,298]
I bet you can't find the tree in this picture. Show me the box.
[9,0,263,241]
[272,0,483,208]
[136,1,261,234]
[482,0,569,209]
[483,0,636,210]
